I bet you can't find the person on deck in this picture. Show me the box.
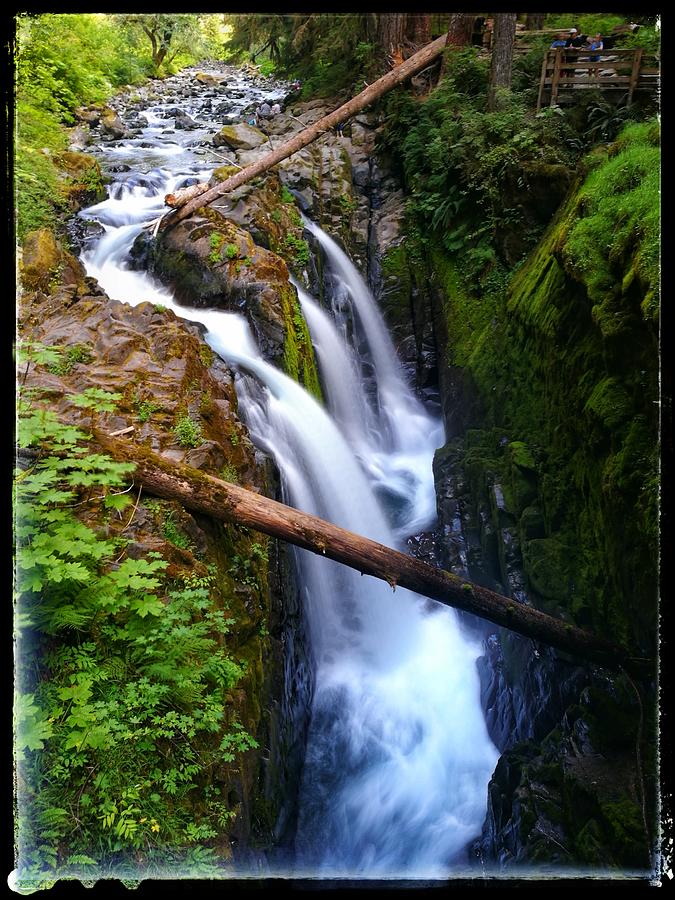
[589,34,604,62]
[565,28,587,48]
[550,33,568,49]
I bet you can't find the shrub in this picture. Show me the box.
[173,415,203,448]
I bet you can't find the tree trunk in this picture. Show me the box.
[165,182,211,208]
[408,14,432,49]
[446,13,476,46]
[160,30,454,230]
[526,13,545,31]
[378,13,409,64]
[92,430,645,675]
[488,12,517,110]
[438,13,476,79]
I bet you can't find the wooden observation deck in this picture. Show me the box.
[536,47,660,111]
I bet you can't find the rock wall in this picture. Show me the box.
[426,133,659,872]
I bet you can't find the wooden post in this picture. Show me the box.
[550,48,562,107]
[536,51,549,112]
[628,48,643,105]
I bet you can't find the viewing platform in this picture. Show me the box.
[536,47,660,111]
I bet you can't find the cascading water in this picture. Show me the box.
[76,66,498,879]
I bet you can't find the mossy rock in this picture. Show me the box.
[522,536,572,605]
[214,123,267,151]
[213,165,241,182]
[20,228,86,294]
[519,504,545,541]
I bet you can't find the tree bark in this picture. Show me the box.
[488,12,517,110]
[408,14,432,49]
[446,13,476,46]
[438,13,476,79]
[93,430,645,675]
[160,30,453,230]
[525,13,545,31]
[165,182,211,208]
[378,12,409,63]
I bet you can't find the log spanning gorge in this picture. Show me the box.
[75,65,502,878]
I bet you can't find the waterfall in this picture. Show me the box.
[76,80,498,879]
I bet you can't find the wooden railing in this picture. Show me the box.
[536,47,660,111]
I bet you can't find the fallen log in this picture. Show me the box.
[160,31,452,229]
[93,431,646,675]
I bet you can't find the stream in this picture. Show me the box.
[77,63,498,879]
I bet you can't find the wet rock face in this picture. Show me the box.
[432,428,656,873]
[138,205,321,400]
[477,676,652,873]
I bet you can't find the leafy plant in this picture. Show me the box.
[219,464,239,484]
[280,185,295,205]
[47,344,92,375]
[134,396,160,423]
[173,415,202,448]
[225,243,238,260]
[282,234,310,269]
[162,511,192,549]
[14,383,259,884]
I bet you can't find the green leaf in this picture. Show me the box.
[69,388,122,413]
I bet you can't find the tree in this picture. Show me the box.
[445,12,476,47]
[487,12,517,110]
[86,429,643,674]
[438,13,476,78]
[120,14,202,73]
[378,13,410,64]
[525,13,545,31]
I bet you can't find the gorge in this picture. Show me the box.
[14,15,661,890]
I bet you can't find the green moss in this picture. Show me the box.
[279,285,322,401]
[426,121,659,648]
[199,344,215,368]
[584,377,633,431]
[563,122,660,315]
[522,537,572,606]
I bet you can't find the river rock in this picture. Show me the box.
[195,71,226,86]
[213,123,268,150]
[100,106,128,139]
[173,110,200,130]
[74,105,102,125]
[19,228,87,294]
[68,124,91,152]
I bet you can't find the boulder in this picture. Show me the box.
[68,124,91,152]
[100,106,128,139]
[20,229,87,294]
[195,72,226,86]
[173,110,200,130]
[74,106,102,126]
[213,123,268,151]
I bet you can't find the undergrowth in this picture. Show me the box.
[14,349,258,889]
